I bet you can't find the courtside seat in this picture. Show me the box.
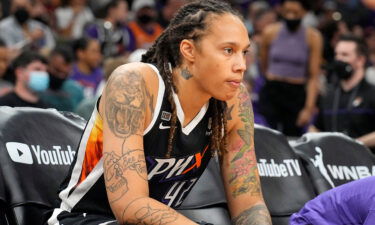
[0,169,10,225]
[178,157,231,225]
[0,107,85,225]
[254,125,316,225]
[291,132,375,194]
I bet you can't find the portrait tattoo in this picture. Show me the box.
[181,67,193,80]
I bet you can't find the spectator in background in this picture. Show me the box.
[31,0,52,26]
[310,35,375,151]
[251,8,277,46]
[365,29,375,86]
[70,37,103,99]
[55,0,94,39]
[0,39,13,97]
[259,0,323,136]
[157,0,188,28]
[0,0,55,53]
[0,51,51,108]
[84,0,136,58]
[244,0,270,36]
[128,0,163,49]
[75,56,127,120]
[40,46,84,111]
[39,0,62,29]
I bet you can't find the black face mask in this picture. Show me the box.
[49,73,66,90]
[137,14,154,24]
[284,18,301,32]
[332,60,354,80]
[14,7,30,25]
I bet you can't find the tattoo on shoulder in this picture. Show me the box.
[229,85,259,198]
[105,70,151,138]
[122,197,178,224]
[180,67,193,80]
[231,205,272,225]
[103,148,147,204]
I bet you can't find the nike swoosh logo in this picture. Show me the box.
[159,122,171,130]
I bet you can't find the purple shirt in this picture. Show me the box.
[84,21,136,57]
[268,23,309,79]
[290,176,375,225]
[70,64,103,98]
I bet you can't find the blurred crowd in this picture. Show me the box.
[0,0,375,149]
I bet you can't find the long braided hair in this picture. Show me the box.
[141,0,241,158]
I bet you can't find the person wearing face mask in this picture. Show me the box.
[39,46,84,111]
[0,51,52,108]
[128,0,163,49]
[55,0,94,39]
[84,0,136,58]
[259,0,323,137]
[309,35,375,152]
[0,0,55,52]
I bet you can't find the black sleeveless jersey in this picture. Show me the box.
[144,82,214,208]
[48,64,213,223]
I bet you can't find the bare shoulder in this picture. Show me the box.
[99,62,159,125]
[225,84,253,132]
[108,62,159,84]
[262,22,282,41]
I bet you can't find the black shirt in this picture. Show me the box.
[0,92,51,108]
[315,79,375,138]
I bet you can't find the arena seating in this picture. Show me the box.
[0,169,9,225]
[0,107,85,225]
[254,125,316,225]
[291,132,375,193]
[0,106,373,225]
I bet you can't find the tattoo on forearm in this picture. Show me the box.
[103,149,147,204]
[180,67,193,80]
[105,70,150,138]
[231,205,272,225]
[229,86,260,198]
[122,198,178,224]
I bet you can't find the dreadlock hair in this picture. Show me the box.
[141,0,242,158]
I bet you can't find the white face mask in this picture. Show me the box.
[28,71,50,92]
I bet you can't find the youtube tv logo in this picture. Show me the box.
[6,142,33,164]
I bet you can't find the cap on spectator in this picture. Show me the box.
[132,0,155,12]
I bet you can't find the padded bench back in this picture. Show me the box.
[0,107,85,225]
[292,132,375,193]
[254,125,316,225]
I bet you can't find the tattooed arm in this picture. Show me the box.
[222,84,272,225]
[100,63,197,225]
